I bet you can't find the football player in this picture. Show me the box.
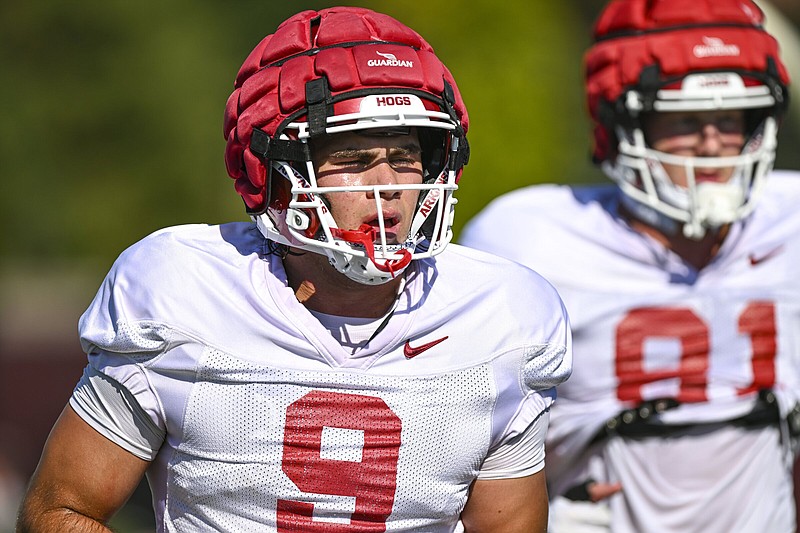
[461,0,800,531]
[16,7,571,532]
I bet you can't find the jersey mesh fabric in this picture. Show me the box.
[460,172,800,532]
[75,223,571,532]
[165,348,493,530]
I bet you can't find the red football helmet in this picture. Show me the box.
[585,0,789,238]
[223,7,469,284]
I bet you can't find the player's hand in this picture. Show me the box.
[563,478,623,502]
[587,481,623,502]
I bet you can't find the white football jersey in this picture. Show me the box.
[73,223,571,532]
[461,170,800,532]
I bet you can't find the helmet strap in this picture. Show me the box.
[305,77,331,138]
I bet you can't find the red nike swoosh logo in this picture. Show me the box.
[404,336,449,359]
[749,245,784,266]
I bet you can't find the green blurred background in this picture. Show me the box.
[1,1,798,530]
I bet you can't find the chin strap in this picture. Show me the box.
[330,224,412,277]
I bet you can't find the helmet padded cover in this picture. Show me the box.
[585,0,790,162]
[223,7,469,212]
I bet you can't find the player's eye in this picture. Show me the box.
[390,156,419,167]
[333,155,371,169]
[716,116,744,135]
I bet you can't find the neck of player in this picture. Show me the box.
[627,214,730,271]
[282,249,405,319]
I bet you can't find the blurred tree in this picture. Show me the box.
[1,1,797,270]
[0,0,597,271]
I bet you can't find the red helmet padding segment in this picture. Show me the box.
[223,7,469,213]
[585,0,790,162]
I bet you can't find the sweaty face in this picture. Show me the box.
[310,129,424,245]
[643,110,746,187]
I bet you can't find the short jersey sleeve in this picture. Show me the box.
[70,365,165,460]
[477,409,550,479]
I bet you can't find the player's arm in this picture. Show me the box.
[794,454,800,525]
[460,469,549,533]
[16,404,150,532]
[460,408,552,532]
